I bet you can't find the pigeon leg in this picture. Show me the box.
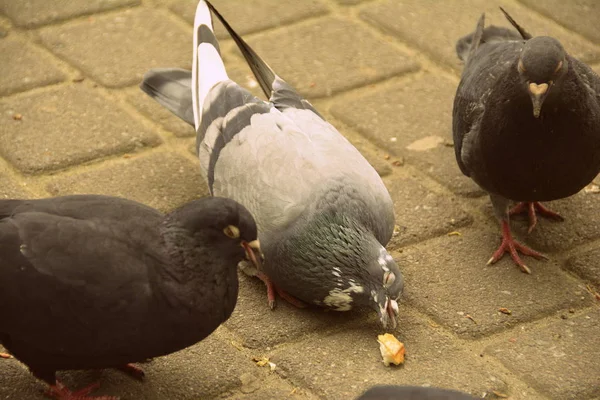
[116,363,145,380]
[487,219,548,274]
[255,272,307,309]
[45,380,118,400]
[509,201,564,233]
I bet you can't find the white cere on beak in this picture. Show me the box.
[390,299,399,315]
[383,270,396,288]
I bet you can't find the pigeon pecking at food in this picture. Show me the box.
[140,0,403,328]
[0,195,261,400]
[452,8,600,273]
[355,385,477,400]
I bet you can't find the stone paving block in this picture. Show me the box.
[46,151,206,212]
[167,0,329,38]
[564,247,600,290]
[269,307,541,400]
[0,333,262,400]
[0,36,65,96]
[334,0,366,4]
[0,171,34,198]
[393,228,592,338]
[0,0,139,28]
[225,274,370,350]
[245,16,420,98]
[486,311,600,400]
[330,73,484,197]
[0,84,161,174]
[481,191,600,253]
[38,8,191,88]
[518,0,600,44]
[360,0,600,71]
[383,169,472,247]
[218,374,319,400]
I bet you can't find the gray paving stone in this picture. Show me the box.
[383,169,473,247]
[219,375,319,400]
[564,247,600,290]
[38,8,191,88]
[394,228,592,338]
[225,274,369,350]
[269,307,541,400]
[360,0,600,71]
[46,151,206,212]
[0,333,262,400]
[330,73,484,197]
[0,37,65,96]
[518,0,600,44]
[334,0,366,4]
[168,0,329,38]
[486,311,600,400]
[0,85,161,174]
[482,191,600,253]
[0,0,139,28]
[245,16,419,98]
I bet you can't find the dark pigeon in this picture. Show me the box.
[0,195,261,399]
[355,385,477,400]
[452,8,600,273]
[139,1,403,328]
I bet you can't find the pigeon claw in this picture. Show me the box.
[45,381,118,400]
[508,201,564,234]
[488,220,548,274]
[255,272,307,309]
[117,363,145,381]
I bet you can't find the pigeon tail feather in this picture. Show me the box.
[193,0,228,130]
[500,7,533,40]
[140,68,195,126]
[205,0,276,100]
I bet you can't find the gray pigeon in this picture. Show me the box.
[453,8,600,273]
[140,0,403,328]
[0,195,261,400]
[355,385,477,400]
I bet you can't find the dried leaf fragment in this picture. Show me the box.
[447,231,462,236]
[498,307,512,315]
[377,333,405,366]
[0,353,12,359]
[12,113,22,121]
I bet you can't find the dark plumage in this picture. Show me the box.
[452,9,600,273]
[140,0,403,328]
[0,195,260,399]
[355,385,477,400]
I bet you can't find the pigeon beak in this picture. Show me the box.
[528,82,550,118]
[377,296,399,329]
[241,240,263,270]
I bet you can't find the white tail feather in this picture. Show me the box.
[192,0,228,130]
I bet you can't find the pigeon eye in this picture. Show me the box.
[518,59,526,73]
[383,271,395,288]
[554,60,563,74]
[223,225,240,239]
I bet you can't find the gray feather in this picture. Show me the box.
[140,68,195,126]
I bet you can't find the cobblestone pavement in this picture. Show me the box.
[1,1,599,399]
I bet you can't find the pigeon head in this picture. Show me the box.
[166,196,263,269]
[296,213,404,329]
[517,36,568,118]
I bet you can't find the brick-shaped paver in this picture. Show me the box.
[565,248,600,290]
[225,274,369,350]
[0,36,65,96]
[0,0,139,28]
[269,307,543,400]
[46,151,205,212]
[394,228,592,338]
[486,311,600,400]
[245,16,419,98]
[218,372,319,400]
[0,333,262,399]
[518,0,600,44]
[383,170,472,247]
[480,191,600,253]
[335,0,365,5]
[330,73,483,197]
[0,84,161,174]
[168,0,329,38]
[360,0,600,71]
[38,8,191,88]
